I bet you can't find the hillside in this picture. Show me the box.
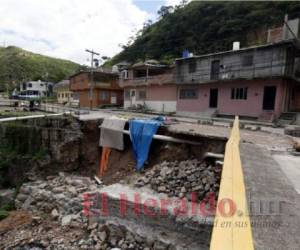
[109,1,300,65]
[0,46,80,91]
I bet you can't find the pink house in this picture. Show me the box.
[175,39,300,121]
[119,62,177,113]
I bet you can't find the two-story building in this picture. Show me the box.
[19,80,53,98]
[53,80,76,105]
[175,39,300,121]
[69,69,123,108]
[120,61,177,113]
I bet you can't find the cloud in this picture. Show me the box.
[164,0,187,7]
[0,0,149,64]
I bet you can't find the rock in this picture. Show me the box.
[153,241,169,250]
[110,237,118,246]
[98,231,107,241]
[88,222,98,230]
[51,209,59,219]
[160,167,169,178]
[16,193,28,202]
[61,215,74,226]
[294,140,300,152]
[204,184,210,191]
[158,186,166,193]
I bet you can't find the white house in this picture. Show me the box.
[20,80,53,98]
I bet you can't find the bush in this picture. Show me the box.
[1,202,14,211]
[0,210,9,220]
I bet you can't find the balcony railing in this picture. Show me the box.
[121,73,174,87]
[176,60,291,84]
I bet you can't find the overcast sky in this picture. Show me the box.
[0,0,183,65]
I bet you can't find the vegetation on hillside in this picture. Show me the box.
[0,46,81,91]
[108,1,300,65]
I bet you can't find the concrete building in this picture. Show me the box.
[120,61,177,113]
[20,80,53,98]
[175,39,300,121]
[69,69,123,108]
[53,80,76,105]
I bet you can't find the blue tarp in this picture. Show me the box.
[129,119,162,171]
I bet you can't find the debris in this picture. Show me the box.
[135,159,221,202]
[94,175,102,185]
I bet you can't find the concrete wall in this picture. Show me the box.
[177,79,286,118]
[124,84,177,112]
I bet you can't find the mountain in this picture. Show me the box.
[108,1,300,65]
[0,46,81,91]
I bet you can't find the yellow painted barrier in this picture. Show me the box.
[210,116,254,250]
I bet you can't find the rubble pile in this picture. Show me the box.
[2,219,173,250]
[135,159,221,202]
[15,173,99,226]
[88,223,173,250]
[4,173,176,250]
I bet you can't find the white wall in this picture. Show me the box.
[124,100,177,112]
[20,81,48,96]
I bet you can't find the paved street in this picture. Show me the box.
[273,154,300,194]
[241,143,300,250]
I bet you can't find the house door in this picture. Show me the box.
[130,89,136,106]
[111,92,117,104]
[290,87,300,111]
[211,60,220,80]
[263,86,277,110]
[209,88,218,108]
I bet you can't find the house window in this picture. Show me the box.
[188,60,197,73]
[125,90,130,100]
[134,70,147,78]
[138,90,146,100]
[100,91,109,100]
[73,93,80,100]
[231,87,248,100]
[28,83,32,88]
[211,60,220,80]
[179,89,198,99]
[242,55,253,67]
[122,70,129,79]
[57,93,60,98]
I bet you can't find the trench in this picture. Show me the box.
[0,116,226,249]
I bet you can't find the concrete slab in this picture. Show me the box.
[88,184,213,250]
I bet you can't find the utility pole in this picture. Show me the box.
[85,49,100,110]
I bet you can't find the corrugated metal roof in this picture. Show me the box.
[176,39,298,61]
